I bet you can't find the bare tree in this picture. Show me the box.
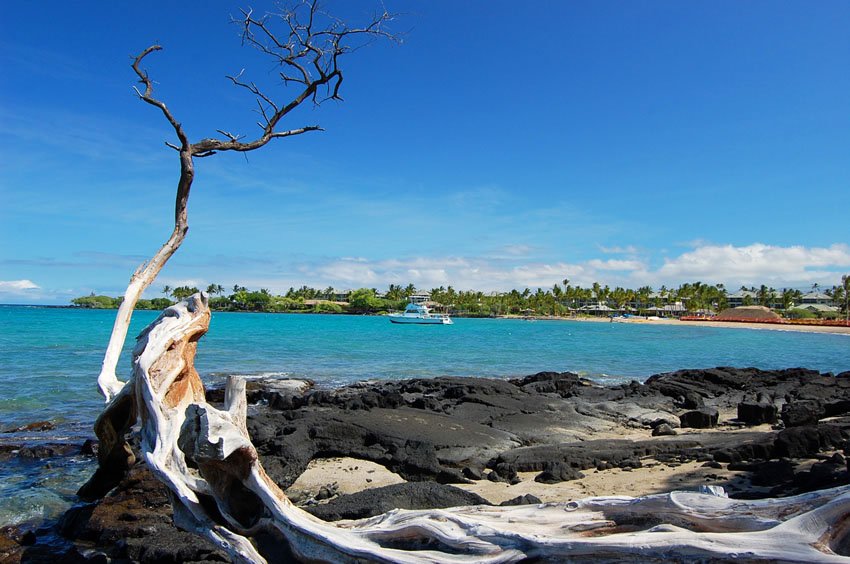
[84,5,850,561]
[96,1,397,402]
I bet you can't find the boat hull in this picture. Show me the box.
[388,315,452,325]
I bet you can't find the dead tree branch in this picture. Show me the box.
[96,1,397,402]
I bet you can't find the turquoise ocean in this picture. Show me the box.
[1,304,848,528]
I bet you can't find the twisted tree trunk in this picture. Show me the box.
[96,1,394,400]
[84,295,850,563]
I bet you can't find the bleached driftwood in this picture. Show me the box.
[87,294,850,562]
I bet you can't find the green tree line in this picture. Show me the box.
[71,275,850,320]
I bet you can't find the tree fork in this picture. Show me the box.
[95,2,395,401]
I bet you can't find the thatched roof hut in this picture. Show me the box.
[714,305,781,322]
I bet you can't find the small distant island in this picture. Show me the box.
[71,278,849,322]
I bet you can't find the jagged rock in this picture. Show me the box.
[790,453,848,494]
[305,483,491,521]
[737,401,778,425]
[493,438,703,475]
[679,408,719,429]
[2,420,56,433]
[652,423,677,436]
[509,371,586,397]
[774,425,846,458]
[781,400,825,427]
[500,494,542,506]
[747,459,796,487]
[16,443,80,459]
[58,465,228,562]
[462,466,483,480]
[678,392,704,410]
[534,461,584,484]
[712,440,775,464]
[0,526,25,563]
[50,360,850,561]
[80,439,99,456]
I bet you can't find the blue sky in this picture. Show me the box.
[1,1,849,304]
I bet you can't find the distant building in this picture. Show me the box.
[334,290,352,302]
[409,293,431,304]
[798,303,839,315]
[727,290,758,308]
[800,292,835,306]
[646,302,687,317]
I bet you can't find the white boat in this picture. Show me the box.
[388,302,452,325]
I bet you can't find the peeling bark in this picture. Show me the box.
[85,295,850,563]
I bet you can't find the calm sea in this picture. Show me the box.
[1,305,848,527]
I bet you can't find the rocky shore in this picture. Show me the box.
[4,366,850,562]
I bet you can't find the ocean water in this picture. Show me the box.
[1,305,848,527]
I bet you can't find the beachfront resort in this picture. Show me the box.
[71,277,850,323]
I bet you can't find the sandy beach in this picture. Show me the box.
[287,423,785,507]
[288,445,763,508]
[288,454,763,505]
[503,314,850,335]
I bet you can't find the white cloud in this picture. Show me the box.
[0,279,48,304]
[0,279,40,292]
[288,243,850,292]
[498,244,534,257]
[587,259,646,271]
[656,243,850,286]
[295,257,599,291]
[18,243,847,304]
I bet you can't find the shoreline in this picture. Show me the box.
[10,366,850,561]
[499,313,850,335]
[11,303,850,335]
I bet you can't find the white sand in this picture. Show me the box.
[287,438,762,507]
[502,314,850,335]
[286,420,803,506]
[285,457,405,500]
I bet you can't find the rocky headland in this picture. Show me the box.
[5,366,850,562]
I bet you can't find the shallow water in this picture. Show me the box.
[1,305,848,527]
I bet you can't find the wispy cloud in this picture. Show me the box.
[587,259,646,271]
[0,280,40,292]
[0,42,100,83]
[7,243,850,305]
[282,243,850,292]
[0,105,173,165]
[1,252,147,270]
[497,244,535,257]
[598,245,639,255]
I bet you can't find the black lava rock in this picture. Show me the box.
[305,482,490,521]
[679,408,719,429]
[737,401,778,425]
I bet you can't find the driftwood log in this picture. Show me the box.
[84,294,850,562]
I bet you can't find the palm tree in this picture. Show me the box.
[757,284,770,307]
[781,288,795,311]
[552,284,563,314]
[162,285,172,298]
[403,283,416,298]
[591,282,602,303]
